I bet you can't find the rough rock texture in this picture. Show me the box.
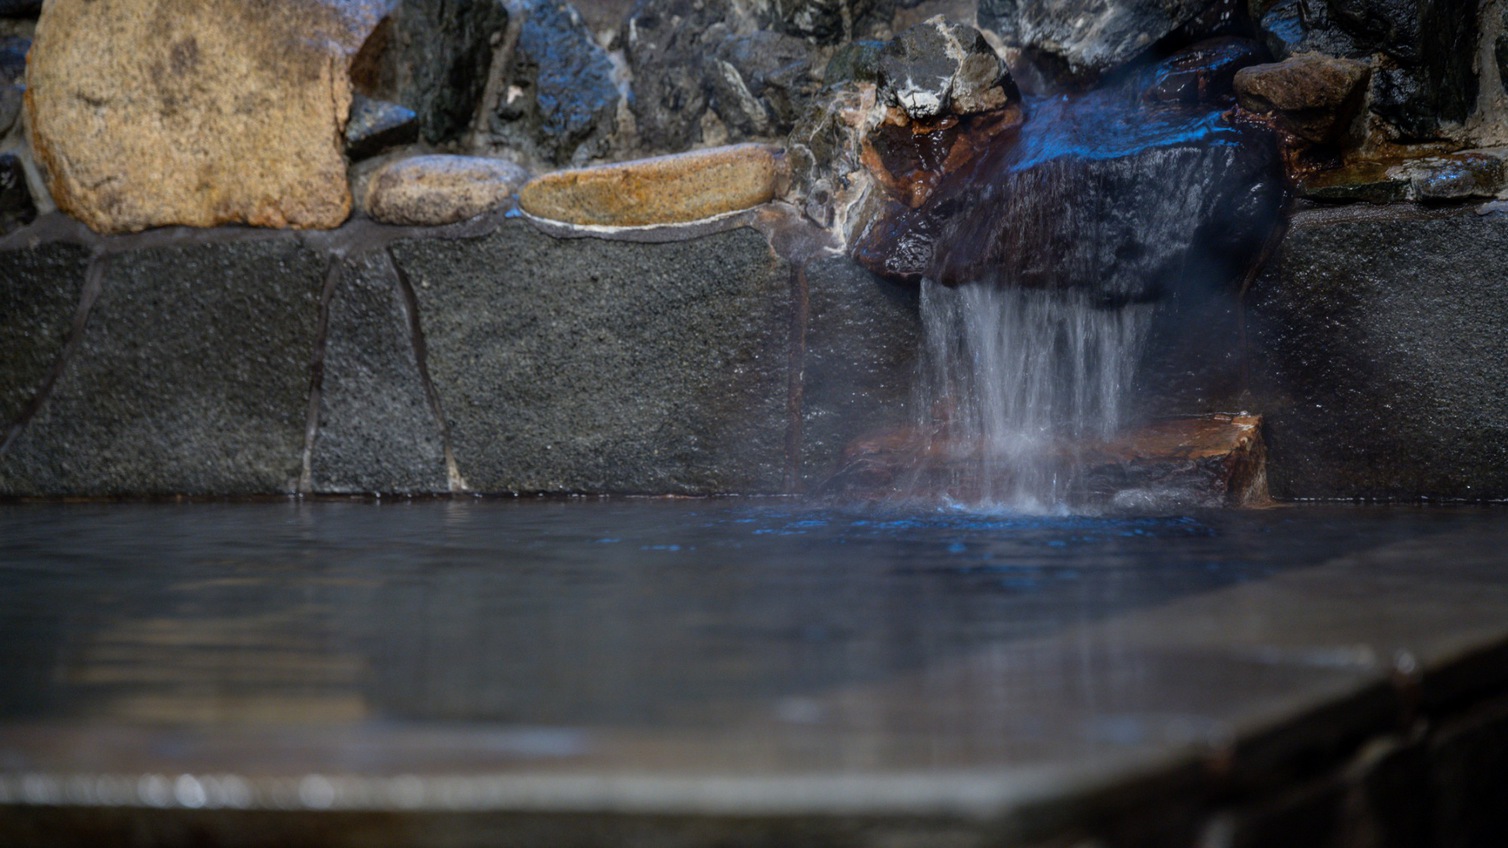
[1402,152,1508,202]
[761,0,893,44]
[799,256,919,488]
[518,144,783,227]
[1234,53,1370,143]
[0,36,23,136]
[390,221,790,494]
[1253,0,1479,141]
[364,155,528,226]
[25,0,386,233]
[485,0,620,167]
[706,31,824,141]
[622,0,738,152]
[345,95,420,161]
[354,0,507,145]
[0,237,325,496]
[309,251,448,494]
[0,153,33,235]
[1250,204,1508,501]
[855,47,1285,305]
[877,17,1015,120]
[978,0,1217,81]
[623,0,892,152]
[0,241,90,431]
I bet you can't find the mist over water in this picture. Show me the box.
[913,281,1154,512]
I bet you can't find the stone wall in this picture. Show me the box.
[0,213,918,497]
[5,0,1508,501]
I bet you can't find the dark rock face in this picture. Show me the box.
[390,221,791,494]
[358,0,508,145]
[0,0,41,16]
[623,0,847,151]
[0,36,27,137]
[1142,37,1265,105]
[854,42,1285,306]
[877,17,1016,120]
[706,31,823,140]
[622,0,728,151]
[0,238,325,496]
[1254,0,1479,140]
[0,242,90,431]
[978,0,1218,82]
[345,95,420,161]
[1250,204,1508,501]
[487,0,620,166]
[0,154,35,236]
[762,0,894,44]
[799,256,919,488]
[823,39,886,86]
[309,251,448,495]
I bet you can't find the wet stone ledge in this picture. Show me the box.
[1,235,326,496]
[1249,202,1508,502]
[388,221,793,495]
[0,213,920,498]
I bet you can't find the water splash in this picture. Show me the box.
[911,282,1153,512]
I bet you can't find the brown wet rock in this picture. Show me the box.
[1234,54,1370,145]
[24,0,387,234]
[518,144,785,228]
[849,20,1024,214]
[821,414,1268,508]
[851,48,1284,302]
[363,155,529,227]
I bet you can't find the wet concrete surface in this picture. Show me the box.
[0,501,1506,846]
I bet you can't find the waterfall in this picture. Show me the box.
[912,280,1153,511]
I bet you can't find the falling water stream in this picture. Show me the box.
[916,284,1153,511]
[858,41,1285,512]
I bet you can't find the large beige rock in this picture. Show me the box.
[25,0,387,234]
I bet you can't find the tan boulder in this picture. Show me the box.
[518,144,785,228]
[25,0,387,234]
[363,155,529,226]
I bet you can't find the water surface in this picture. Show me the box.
[1,500,1495,733]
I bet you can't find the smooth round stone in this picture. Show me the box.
[517,144,784,228]
[363,155,529,227]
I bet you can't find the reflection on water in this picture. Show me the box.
[0,500,1491,731]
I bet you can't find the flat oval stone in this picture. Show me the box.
[363,155,529,227]
[517,144,784,228]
